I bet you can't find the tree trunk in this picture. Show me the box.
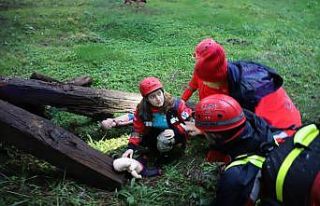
[0,99,126,190]
[0,77,141,119]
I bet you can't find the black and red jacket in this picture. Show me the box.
[128,98,192,150]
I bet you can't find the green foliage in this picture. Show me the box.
[0,0,319,205]
[116,154,218,206]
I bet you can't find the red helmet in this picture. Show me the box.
[139,77,163,97]
[194,94,246,132]
[194,38,228,82]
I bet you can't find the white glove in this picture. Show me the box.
[157,129,175,153]
[162,129,175,139]
[122,149,134,159]
[113,157,143,179]
[129,164,142,179]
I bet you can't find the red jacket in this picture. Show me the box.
[182,62,301,135]
[255,87,301,136]
[181,72,229,101]
[129,98,192,147]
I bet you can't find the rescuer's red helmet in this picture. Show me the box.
[194,94,246,132]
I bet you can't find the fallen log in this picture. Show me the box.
[0,77,141,119]
[0,99,126,190]
[28,73,92,117]
[30,72,93,87]
[66,76,93,87]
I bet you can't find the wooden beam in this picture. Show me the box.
[0,99,126,190]
[0,77,141,119]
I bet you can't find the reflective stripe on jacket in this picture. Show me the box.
[261,124,320,206]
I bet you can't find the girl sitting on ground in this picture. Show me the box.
[120,77,192,177]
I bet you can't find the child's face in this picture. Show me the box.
[147,89,164,107]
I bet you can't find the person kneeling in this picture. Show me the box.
[121,77,192,177]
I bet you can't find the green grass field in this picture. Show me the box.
[0,0,319,205]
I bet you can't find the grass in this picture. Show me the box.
[0,0,319,205]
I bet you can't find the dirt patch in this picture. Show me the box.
[226,38,250,46]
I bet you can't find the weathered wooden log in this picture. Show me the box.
[30,72,63,84]
[0,77,141,119]
[28,73,92,117]
[30,72,93,87]
[0,99,126,190]
[66,76,93,87]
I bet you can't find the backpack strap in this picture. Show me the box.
[275,124,319,202]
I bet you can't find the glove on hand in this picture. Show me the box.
[113,157,143,179]
[157,129,175,153]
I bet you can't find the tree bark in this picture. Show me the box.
[65,76,93,87]
[0,99,126,190]
[30,72,93,87]
[0,77,141,119]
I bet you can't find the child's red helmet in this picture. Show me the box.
[194,94,246,132]
[139,77,163,97]
[194,38,228,82]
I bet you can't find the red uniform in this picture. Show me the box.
[182,72,229,101]
[128,98,192,149]
[182,67,301,136]
[185,38,301,136]
[255,87,301,136]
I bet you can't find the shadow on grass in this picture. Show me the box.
[0,143,122,205]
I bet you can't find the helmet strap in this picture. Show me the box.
[206,122,246,145]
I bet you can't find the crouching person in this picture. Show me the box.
[121,77,192,177]
[260,124,320,206]
[224,124,320,206]
[192,94,279,206]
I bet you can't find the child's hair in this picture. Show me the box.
[137,90,174,122]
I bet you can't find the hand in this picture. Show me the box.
[184,121,203,136]
[114,114,133,126]
[122,149,134,159]
[163,129,175,139]
[114,118,131,126]
[101,119,116,130]
[131,170,142,179]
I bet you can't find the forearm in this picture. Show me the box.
[181,86,196,101]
